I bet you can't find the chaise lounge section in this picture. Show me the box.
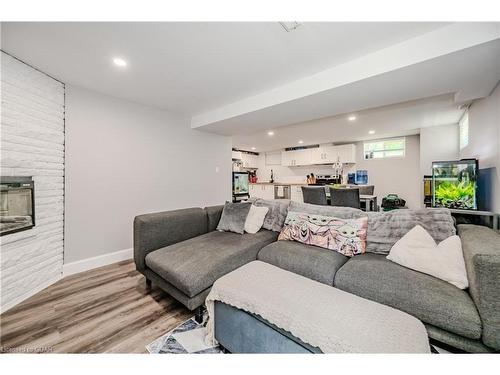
[134,205,277,311]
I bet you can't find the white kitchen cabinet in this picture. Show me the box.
[265,151,282,165]
[311,145,338,164]
[281,151,294,166]
[310,148,322,164]
[241,153,259,169]
[282,144,356,166]
[336,144,356,164]
[249,184,274,199]
[309,144,356,164]
[232,150,243,160]
[249,184,257,198]
[281,149,312,166]
[290,185,304,202]
[262,184,275,200]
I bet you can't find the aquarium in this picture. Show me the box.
[432,159,478,210]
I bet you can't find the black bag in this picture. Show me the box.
[381,194,406,211]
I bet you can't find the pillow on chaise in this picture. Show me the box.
[244,205,269,234]
[216,202,252,234]
[386,225,468,289]
[366,208,456,255]
[250,198,290,232]
[278,211,368,257]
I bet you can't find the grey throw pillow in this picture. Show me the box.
[251,198,290,232]
[216,202,252,234]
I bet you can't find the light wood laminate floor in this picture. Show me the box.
[0,260,192,353]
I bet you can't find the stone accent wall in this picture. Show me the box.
[1,52,65,312]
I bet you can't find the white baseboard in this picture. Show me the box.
[63,248,133,277]
[0,274,62,314]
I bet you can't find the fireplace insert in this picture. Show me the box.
[0,176,35,236]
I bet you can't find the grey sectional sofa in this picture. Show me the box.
[134,204,500,353]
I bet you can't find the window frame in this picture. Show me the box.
[459,111,469,150]
[363,137,406,160]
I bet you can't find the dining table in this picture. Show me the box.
[324,190,378,212]
[359,194,378,212]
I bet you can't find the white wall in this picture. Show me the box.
[64,85,231,265]
[419,124,459,176]
[352,135,421,209]
[1,52,65,312]
[257,135,422,209]
[460,83,500,213]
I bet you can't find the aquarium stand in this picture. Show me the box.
[449,209,498,231]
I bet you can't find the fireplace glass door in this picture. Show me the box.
[0,177,35,236]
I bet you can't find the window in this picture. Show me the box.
[459,112,469,150]
[364,137,405,160]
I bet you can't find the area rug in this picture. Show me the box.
[146,314,222,354]
[146,314,447,354]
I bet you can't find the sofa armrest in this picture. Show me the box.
[458,224,500,350]
[134,207,208,273]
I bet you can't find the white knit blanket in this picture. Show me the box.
[205,261,430,353]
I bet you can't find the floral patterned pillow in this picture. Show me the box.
[278,211,368,257]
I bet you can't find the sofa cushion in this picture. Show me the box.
[145,229,278,297]
[216,201,252,234]
[258,241,349,286]
[458,224,500,350]
[134,207,208,273]
[334,253,482,340]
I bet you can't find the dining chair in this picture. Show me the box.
[357,185,374,195]
[301,186,328,206]
[329,187,360,209]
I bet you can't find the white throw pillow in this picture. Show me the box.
[386,225,468,289]
[244,205,269,234]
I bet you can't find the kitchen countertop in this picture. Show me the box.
[250,182,308,186]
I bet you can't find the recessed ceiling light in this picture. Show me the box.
[298,140,304,144]
[368,130,375,134]
[348,115,357,121]
[113,57,127,67]
[251,147,256,150]
[267,131,275,136]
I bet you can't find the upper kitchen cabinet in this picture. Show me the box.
[232,150,243,160]
[241,153,259,169]
[311,145,338,164]
[281,149,312,166]
[233,150,259,168]
[336,144,356,164]
[300,144,357,165]
[278,143,356,167]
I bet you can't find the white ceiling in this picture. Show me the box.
[193,23,500,134]
[232,94,464,152]
[1,22,449,115]
[2,21,498,147]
